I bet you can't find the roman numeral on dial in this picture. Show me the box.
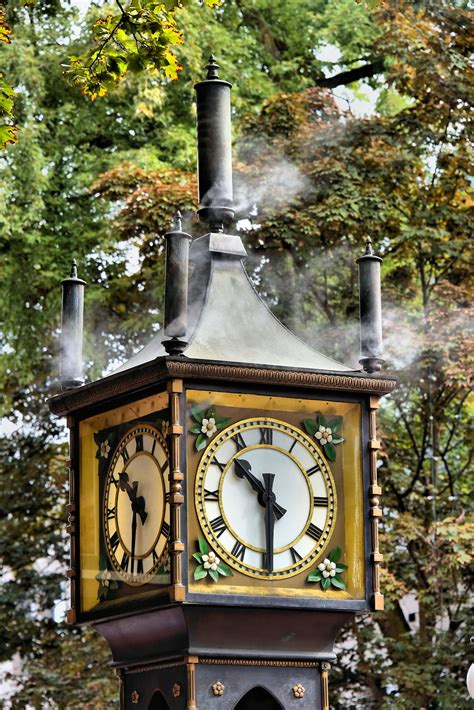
[259,428,273,445]
[120,552,129,572]
[161,521,170,539]
[121,447,130,465]
[290,547,303,563]
[106,507,116,520]
[307,464,320,476]
[135,434,144,452]
[231,540,246,561]
[210,515,227,538]
[204,488,219,501]
[306,523,323,541]
[213,458,226,473]
[110,531,120,553]
[233,432,247,451]
[314,496,328,507]
[136,558,144,575]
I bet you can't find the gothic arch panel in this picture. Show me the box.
[234,686,283,710]
[148,689,170,710]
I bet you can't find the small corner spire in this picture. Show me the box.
[364,236,373,255]
[172,210,182,232]
[206,54,219,80]
[70,259,78,278]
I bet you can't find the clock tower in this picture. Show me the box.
[50,56,396,709]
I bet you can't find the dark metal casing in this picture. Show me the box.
[195,57,234,229]
[60,261,86,389]
[357,239,384,373]
[164,216,192,354]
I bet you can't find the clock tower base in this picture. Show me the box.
[95,606,351,709]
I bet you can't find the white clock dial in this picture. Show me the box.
[103,424,170,586]
[195,417,337,580]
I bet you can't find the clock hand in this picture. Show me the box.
[234,458,287,520]
[119,473,148,524]
[262,473,275,573]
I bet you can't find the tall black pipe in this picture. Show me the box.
[60,260,86,389]
[163,212,191,355]
[195,55,234,231]
[357,237,384,373]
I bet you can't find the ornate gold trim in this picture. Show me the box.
[168,379,186,601]
[169,360,397,394]
[199,658,319,668]
[321,662,330,710]
[186,656,198,710]
[369,397,384,611]
[49,358,397,416]
[124,658,186,675]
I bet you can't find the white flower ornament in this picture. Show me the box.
[100,440,111,459]
[202,551,219,570]
[201,417,217,438]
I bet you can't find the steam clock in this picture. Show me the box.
[50,57,396,709]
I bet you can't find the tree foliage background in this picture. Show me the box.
[0,0,472,707]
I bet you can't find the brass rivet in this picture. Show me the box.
[292,683,305,698]
[131,689,140,704]
[172,682,181,698]
[212,681,225,696]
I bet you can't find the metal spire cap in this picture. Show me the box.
[206,54,219,80]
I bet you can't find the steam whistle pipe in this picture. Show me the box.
[357,237,385,373]
[195,55,234,231]
[60,260,86,389]
[163,212,192,355]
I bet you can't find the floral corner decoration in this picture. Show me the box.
[193,538,233,583]
[307,546,347,591]
[96,556,119,600]
[303,413,344,462]
[94,430,117,461]
[189,404,231,451]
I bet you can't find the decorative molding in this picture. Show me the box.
[48,357,397,416]
[321,662,330,710]
[168,361,398,395]
[368,397,384,611]
[186,656,198,710]
[199,658,319,668]
[123,658,186,675]
[168,379,186,602]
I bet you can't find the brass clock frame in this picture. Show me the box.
[102,423,170,587]
[194,417,337,580]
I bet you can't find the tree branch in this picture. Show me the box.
[315,59,385,89]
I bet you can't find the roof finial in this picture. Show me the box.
[70,259,78,278]
[206,54,219,80]
[364,236,373,255]
[172,210,182,232]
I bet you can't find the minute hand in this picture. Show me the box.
[234,458,286,520]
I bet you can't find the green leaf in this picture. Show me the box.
[110,581,119,590]
[194,565,208,581]
[303,418,317,436]
[195,433,207,451]
[324,442,336,461]
[331,436,344,445]
[331,575,346,590]
[321,577,331,591]
[206,405,216,419]
[198,538,209,555]
[191,405,205,423]
[336,563,348,572]
[307,571,322,582]
[317,413,328,427]
[192,552,203,563]
[330,415,343,433]
[215,416,231,428]
[209,568,219,582]
[190,423,202,434]
[329,546,342,563]
[217,563,233,576]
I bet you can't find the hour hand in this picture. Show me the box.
[234,458,286,519]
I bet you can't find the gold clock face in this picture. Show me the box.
[195,417,337,580]
[103,424,170,586]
